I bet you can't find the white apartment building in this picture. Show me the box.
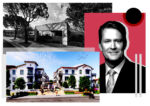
[54,64,96,88]
[7,61,49,91]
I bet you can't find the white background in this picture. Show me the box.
[0,0,150,105]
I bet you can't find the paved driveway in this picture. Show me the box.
[7,95,100,102]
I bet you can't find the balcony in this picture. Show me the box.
[92,73,96,77]
[27,72,33,76]
[27,75,33,78]
[27,81,33,84]
[34,80,42,84]
[35,74,42,78]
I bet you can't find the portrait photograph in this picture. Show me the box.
[84,13,146,93]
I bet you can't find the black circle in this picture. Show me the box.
[126,8,142,24]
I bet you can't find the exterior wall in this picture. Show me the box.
[76,66,92,88]
[9,68,17,91]
[35,22,68,46]
[55,65,95,89]
[8,62,49,91]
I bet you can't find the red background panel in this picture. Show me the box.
[85,13,145,66]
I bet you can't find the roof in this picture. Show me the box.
[76,64,94,70]
[6,65,16,70]
[56,64,94,72]
[35,21,66,31]
[16,64,26,68]
[24,61,38,66]
[36,68,44,70]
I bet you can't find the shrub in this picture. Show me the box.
[28,91,38,96]
[74,91,83,94]
[63,82,69,88]
[10,92,15,97]
[20,92,28,96]
[94,90,100,94]
[64,91,74,94]
[83,91,90,96]
[6,89,10,96]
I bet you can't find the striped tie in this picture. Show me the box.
[106,70,116,93]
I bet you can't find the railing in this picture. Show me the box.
[27,73,33,75]
[92,73,96,76]
[27,81,33,84]
[35,74,42,78]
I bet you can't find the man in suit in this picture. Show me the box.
[99,21,145,93]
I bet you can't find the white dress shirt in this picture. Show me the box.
[105,59,125,87]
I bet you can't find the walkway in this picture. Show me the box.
[38,88,65,96]
[3,36,85,53]
[7,95,100,102]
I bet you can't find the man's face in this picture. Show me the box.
[100,28,125,61]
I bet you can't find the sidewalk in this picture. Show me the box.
[4,37,55,48]
[4,37,85,52]
[4,37,84,48]
[11,94,100,99]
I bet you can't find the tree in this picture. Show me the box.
[68,75,76,88]
[19,3,49,43]
[50,80,53,84]
[3,3,20,39]
[98,77,100,85]
[62,81,69,88]
[79,76,91,91]
[49,80,53,90]
[66,3,112,31]
[3,14,26,39]
[6,70,10,88]
[3,3,49,43]
[14,77,26,90]
[33,81,41,89]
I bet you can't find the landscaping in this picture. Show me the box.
[10,91,38,97]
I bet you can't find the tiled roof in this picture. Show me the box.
[16,64,26,68]
[76,64,94,70]
[24,61,38,66]
[56,64,93,72]
[6,65,16,70]
[36,68,44,70]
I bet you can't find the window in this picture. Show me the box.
[65,76,69,81]
[38,78,41,81]
[28,68,33,75]
[12,77,16,82]
[37,71,41,74]
[13,85,15,90]
[85,69,90,74]
[28,78,33,83]
[72,70,74,74]
[12,70,16,75]
[65,70,68,74]
[20,70,24,75]
[79,70,82,74]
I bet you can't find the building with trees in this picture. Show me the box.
[6,61,49,91]
[53,64,96,89]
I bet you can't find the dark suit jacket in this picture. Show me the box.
[100,58,146,93]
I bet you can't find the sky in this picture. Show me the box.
[30,3,69,28]
[6,52,99,80]
[3,3,69,29]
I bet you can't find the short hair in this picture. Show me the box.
[99,21,127,49]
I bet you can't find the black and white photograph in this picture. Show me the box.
[3,3,112,52]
